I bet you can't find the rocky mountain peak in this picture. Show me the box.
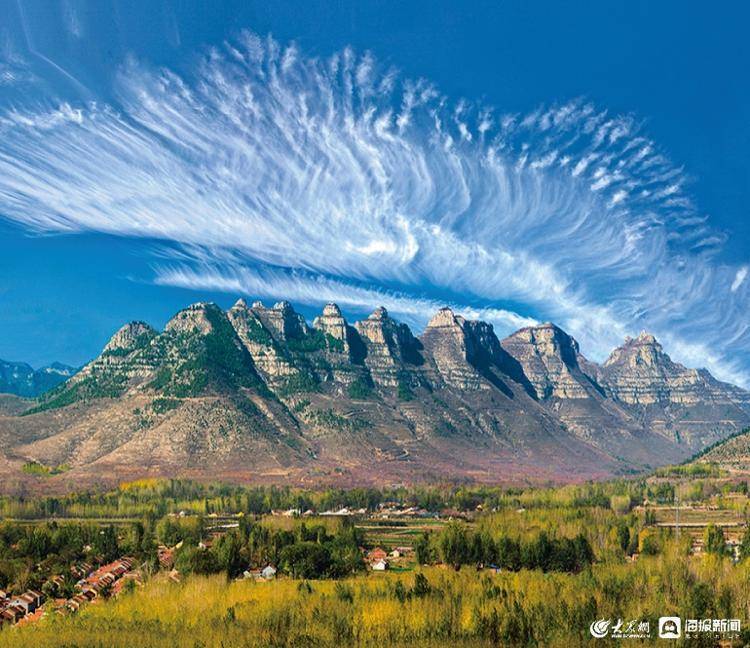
[321,303,343,317]
[500,324,594,400]
[0,358,78,398]
[41,362,77,376]
[103,321,156,353]
[418,309,530,395]
[227,298,301,386]
[248,299,308,341]
[604,332,666,370]
[420,307,491,390]
[636,331,658,345]
[426,307,464,330]
[368,306,389,321]
[313,303,349,351]
[598,331,729,406]
[356,307,395,340]
[354,306,422,385]
[510,323,581,359]
[165,302,218,336]
[229,299,249,313]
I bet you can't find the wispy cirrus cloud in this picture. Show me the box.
[0,32,748,385]
[0,28,34,87]
[155,262,538,334]
[731,266,748,293]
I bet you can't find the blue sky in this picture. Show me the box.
[0,0,749,387]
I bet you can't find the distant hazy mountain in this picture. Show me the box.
[0,299,748,488]
[0,359,77,398]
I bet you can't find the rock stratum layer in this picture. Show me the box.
[1,300,749,491]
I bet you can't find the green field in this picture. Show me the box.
[1,476,750,646]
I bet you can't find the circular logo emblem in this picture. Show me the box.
[590,619,611,638]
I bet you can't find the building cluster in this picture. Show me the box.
[157,542,182,569]
[269,504,442,519]
[0,590,43,626]
[0,555,138,626]
[690,536,742,562]
[65,556,135,612]
[270,507,369,517]
[365,545,413,571]
[243,565,277,580]
[375,504,437,519]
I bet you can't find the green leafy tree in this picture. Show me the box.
[704,524,727,556]
[175,546,220,575]
[95,525,119,562]
[439,522,470,570]
[415,532,432,565]
[279,542,332,579]
[740,525,750,561]
[412,573,431,598]
[496,536,521,571]
[214,531,244,579]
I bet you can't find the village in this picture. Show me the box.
[0,497,469,632]
[0,556,137,629]
[1,480,749,635]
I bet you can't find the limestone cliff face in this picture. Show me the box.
[600,333,673,405]
[500,323,596,400]
[164,302,217,336]
[354,307,422,387]
[227,300,300,385]
[103,322,156,354]
[312,303,350,353]
[420,308,491,390]
[248,300,309,341]
[74,321,158,385]
[602,332,750,407]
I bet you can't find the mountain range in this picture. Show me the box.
[1,299,749,491]
[0,360,77,398]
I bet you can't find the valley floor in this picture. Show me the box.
[1,473,750,646]
[1,557,748,648]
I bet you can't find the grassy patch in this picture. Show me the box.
[291,399,311,413]
[23,371,129,415]
[347,376,374,400]
[287,329,327,353]
[151,397,182,415]
[277,373,319,397]
[21,461,70,476]
[308,408,368,432]
[397,378,414,401]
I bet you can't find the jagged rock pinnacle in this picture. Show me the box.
[427,307,461,329]
[322,303,342,317]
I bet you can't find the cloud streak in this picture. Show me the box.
[155,262,539,335]
[0,32,748,385]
